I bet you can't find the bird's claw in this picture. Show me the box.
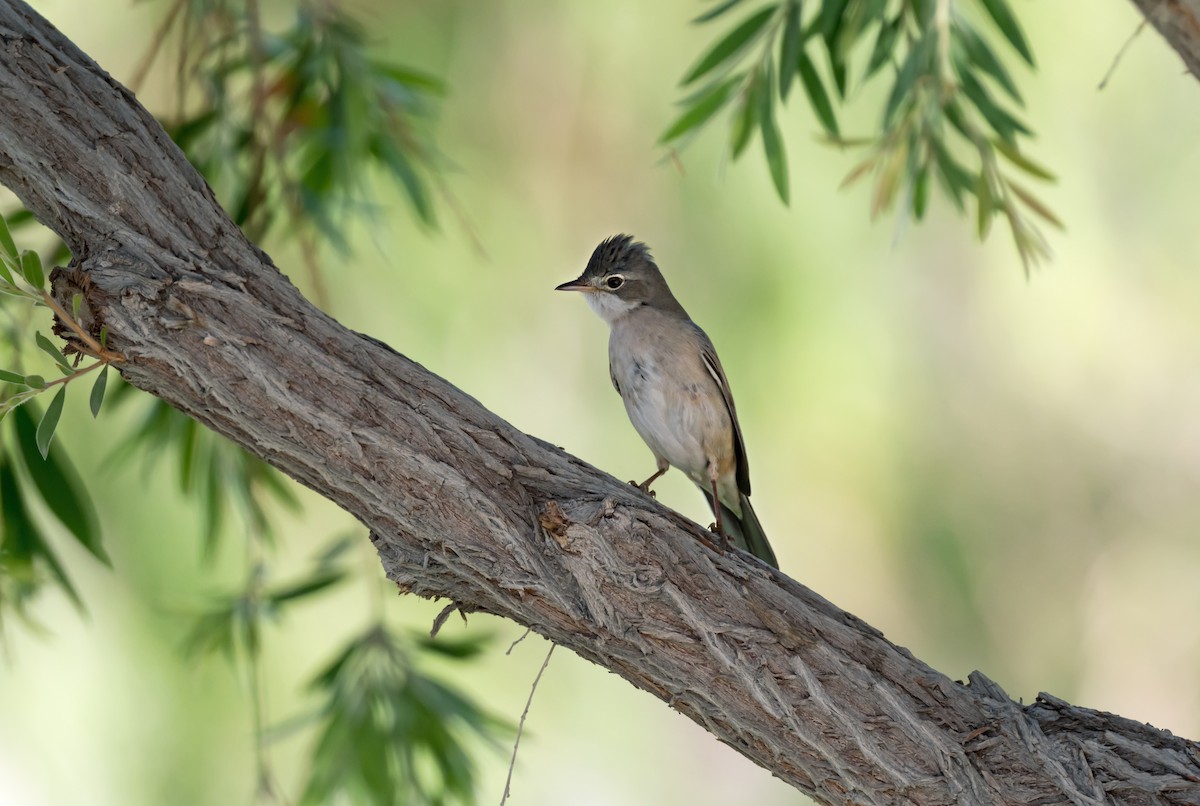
[628,480,656,497]
[707,522,731,553]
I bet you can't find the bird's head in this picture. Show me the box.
[555,234,682,323]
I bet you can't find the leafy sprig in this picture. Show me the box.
[298,625,509,806]
[665,0,1059,272]
[157,3,446,260]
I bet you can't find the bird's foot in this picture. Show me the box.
[628,480,657,497]
[707,522,732,554]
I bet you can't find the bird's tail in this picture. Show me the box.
[707,493,778,568]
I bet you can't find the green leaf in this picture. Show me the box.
[993,138,1055,181]
[796,49,839,136]
[20,250,43,290]
[23,375,45,390]
[0,453,37,558]
[0,214,17,263]
[976,171,995,239]
[958,71,1030,139]
[759,67,789,204]
[681,6,775,86]
[866,15,902,79]
[661,75,740,142]
[692,0,747,24]
[0,453,83,607]
[1008,180,1064,229]
[912,164,930,220]
[12,401,103,562]
[35,387,66,460]
[977,0,1034,65]
[957,24,1022,103]
[35,332,72,373]
[267,570,345,605]
[818,0,848,41]
[0,369,26,385]
[884,35,932,128]
[730,72,761,158]
[89,365,109,418]
[932,140,973,211]
[778,1,802,101]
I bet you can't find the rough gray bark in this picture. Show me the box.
[1,2,1199,804]
[1128,0,1200,78]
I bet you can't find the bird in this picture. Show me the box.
[555,234,778,568]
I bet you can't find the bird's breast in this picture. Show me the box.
[608,320,733,480]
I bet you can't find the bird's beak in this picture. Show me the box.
[555,276,592,292]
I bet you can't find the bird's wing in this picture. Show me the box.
[697,330,751,497]
[608,360,621,396]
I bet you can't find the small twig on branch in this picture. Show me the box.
[506,628,532,655]
[1099,18,1149,89]
[500,642,556,806]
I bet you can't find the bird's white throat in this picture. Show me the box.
[584,291,640,324]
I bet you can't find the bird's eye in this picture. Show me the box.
[605,275,625,290]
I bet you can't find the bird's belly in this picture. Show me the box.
[616,354,730,482]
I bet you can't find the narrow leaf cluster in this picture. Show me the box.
[300,625,509,806]
[160,2,446,248]
[664,0,1059,272]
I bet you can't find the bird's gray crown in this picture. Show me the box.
[584,234,653,278]
[578,234,688,318]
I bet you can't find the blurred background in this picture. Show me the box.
[3,0,1200,804]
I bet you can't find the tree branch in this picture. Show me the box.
[1,2,1198,803]
[1127,0,1200,79]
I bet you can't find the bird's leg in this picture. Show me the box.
[707,463,731,552]
[631,458,669,497]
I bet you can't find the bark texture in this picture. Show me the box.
[1128,0,1200,78]
[1,2,1199,804]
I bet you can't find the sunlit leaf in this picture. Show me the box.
[777,1,802,101]
[993,138,1055,181]
[976,171,995,238]
[866,15,902,79]
[19,250,43,290]
[35,387,66,460]
[958,71,1030,139]
[1008,180,1064,229]
[912,163,930,219]
[883,35,931,127]
[730,71,761,158]
[12,404,106,563]
[932,140,973,211]
[35,332,72,373]
[89,365,109,418]
[266,570,345,605]
[681,6,775,86]
[957,24,1022,103]
[818,0,849,41]
[692,0,747,24]
[661,75,740,142]
[977,0,1034,65]
[758,68,789,204]
[0,456,82,608]
[796,49,839,136]
[0,213,16,261]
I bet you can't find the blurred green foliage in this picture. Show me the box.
[665,0,1058,271]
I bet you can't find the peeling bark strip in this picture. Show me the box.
[1,1,1199,803]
